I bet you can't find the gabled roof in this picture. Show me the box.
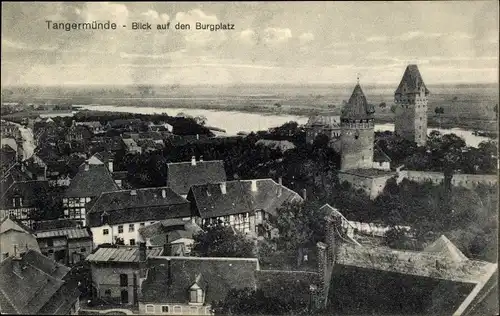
[64,162,118,198]
[424,235,468,262]
[395,64,430,95]
[0,215,34,235]
[305,115,341,128]
[167,159,227,196]
[341,84,375,120]
[0,250,77,315]
[86,246,163,263]
[0,180,49,209]
[189,179,303,218]
[86,187,191,227]
[141,257,259,304]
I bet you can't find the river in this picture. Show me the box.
[76,105,493,148]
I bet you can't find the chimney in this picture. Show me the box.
[108,159,114,173]
[161,189,167,198]
[139,242,147,262]
[130,189,137,196]
[220,182,227,194]
[12,244,22,276]
[302,188,307,200]
[84,160,90,171]
[251,180,257,192]
[191,156,196,166]
[196,134,199,140]
[163,234,171,256]
[278,177,283,197]
[199,155,203,162]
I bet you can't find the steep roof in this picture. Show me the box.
[167,159,227,196]
[86,246,163,263]
[189,179,303,219]
[395,64,430,95]
[0,180,49,209]
[0,250,77,315]
[341,84,375,120]
[64,162,118,198]
[141,257,259,304]
[0,215,34,235]
[86,187,191,227]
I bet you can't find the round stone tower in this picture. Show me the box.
[340,83,375,170]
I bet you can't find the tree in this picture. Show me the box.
[270,200,326,265]
[193,224,255,257]
[32,185,64,221]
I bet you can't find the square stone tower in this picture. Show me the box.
[394,65,430,146]
[340,83,375,170]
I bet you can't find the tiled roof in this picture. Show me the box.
[34,219,81,231]
[64,161,119,198]
[0,180,49,209]
[395,64,430,95]
[86,187,191,227]
[139,219,190,239]
[189,179,303,219]
[86,246,163,263]
[305,115,341,128]
[35,227,91,240]
[341,84,375,120]
[0,250,77,315]
[256,270,321,303]
[141,257,259,304]
[167,159,227,196]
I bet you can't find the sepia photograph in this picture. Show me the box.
[0,1,498,315]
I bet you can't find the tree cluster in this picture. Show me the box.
[192,223,255,258]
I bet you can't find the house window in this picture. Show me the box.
[173,306,182,314]
[146,305,155,313]
[190,306,198,314]
[120,274,128,286]
[129,239,136,246]
[162,306,169,313]
[129,224,134,232]
[140,223,145,227]
[105,289,111,296]
[118,225,123,234]
[47,239,54,247]
[80,247,86,252]
[103,229,109,235]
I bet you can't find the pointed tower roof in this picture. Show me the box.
[395,64,430,95]
[341,84,375,120]
[424,235,468,262]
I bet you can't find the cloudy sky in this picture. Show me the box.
[1,1,498,86]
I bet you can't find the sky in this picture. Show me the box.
[1,1,499,86]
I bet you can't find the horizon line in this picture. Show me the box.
[2,82,498,88]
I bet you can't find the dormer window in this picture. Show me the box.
[101,211,110,225]
[189,282,204,305]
